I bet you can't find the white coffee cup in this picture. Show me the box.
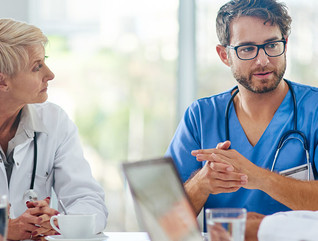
[50,214,96,239]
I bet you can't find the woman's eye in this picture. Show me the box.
[33,64,43,72]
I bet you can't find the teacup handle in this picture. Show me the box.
[50,215,61,234]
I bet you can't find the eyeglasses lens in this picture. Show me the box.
[237,41,285,60]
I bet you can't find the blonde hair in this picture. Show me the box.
[0,18,48,77]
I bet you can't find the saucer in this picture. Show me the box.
[45,233,108,241]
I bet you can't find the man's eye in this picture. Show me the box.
[266,43,278,49]
[239,46,256,53]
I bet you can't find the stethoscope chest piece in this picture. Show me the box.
[23,189,38,202]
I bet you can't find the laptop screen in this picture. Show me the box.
[122,157,203,241]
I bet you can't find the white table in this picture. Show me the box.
[22,232,150,241]
[104,232,208,241]
[104,232,150,241]
[25,231,207,240]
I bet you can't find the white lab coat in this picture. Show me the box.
[258,210,318,241]
[0,102,108,232]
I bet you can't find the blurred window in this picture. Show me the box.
[196,0,318,98]
[29,0,178,231]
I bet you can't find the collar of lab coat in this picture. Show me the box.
[19,104,48,137]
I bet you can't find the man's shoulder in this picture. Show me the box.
[194,88,234,106]
[185,89,235,115]
[289,81,318,93]
[288,81,318,111]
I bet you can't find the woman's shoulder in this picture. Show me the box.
[30,101,69,116]
[28,102,74,130]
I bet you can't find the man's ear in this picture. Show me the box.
[284,36,288,53]
[216,44,230,67]
[0,73,9,92]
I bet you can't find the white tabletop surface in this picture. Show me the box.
[104,232,150,241]
[23,232,150,241]
[25,231,208,241]
[24,231,210,241]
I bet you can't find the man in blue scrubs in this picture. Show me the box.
[166,0,318,218]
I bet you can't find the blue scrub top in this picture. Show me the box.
[166,80,318,216]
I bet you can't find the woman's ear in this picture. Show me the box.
[0,73,9,92]
[216,44,230,67]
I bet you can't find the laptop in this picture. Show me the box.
[122,157,204,241]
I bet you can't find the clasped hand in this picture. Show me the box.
[191,141,261,193]
[7,197,59,240]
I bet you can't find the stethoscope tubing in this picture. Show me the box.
[224,79,311,180]
[22,132,38,203]
[30,132,37,190]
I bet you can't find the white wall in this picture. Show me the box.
[0,0,30,21]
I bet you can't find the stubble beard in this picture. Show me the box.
[231,57,287,94]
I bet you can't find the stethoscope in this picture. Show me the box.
[225,79,311,180]
[22,132,38,202]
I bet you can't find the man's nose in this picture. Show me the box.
[255,48,270,66]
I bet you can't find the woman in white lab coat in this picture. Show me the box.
[0,19,108,240]
[245,211,318,241]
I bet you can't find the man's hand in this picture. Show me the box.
[193,144,265,189]
[186,141,248,214]
[191,141,248,194]
[215,141,231,150]
[187,158,248,195]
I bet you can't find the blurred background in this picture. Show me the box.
[1,0,318,231]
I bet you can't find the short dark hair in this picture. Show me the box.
[216,0,292,46]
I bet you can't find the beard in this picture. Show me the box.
[231,56,286,94]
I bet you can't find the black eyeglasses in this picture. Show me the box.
[227,39,286,60]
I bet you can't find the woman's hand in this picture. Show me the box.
[245,212,265,241]
[7,197,59,240]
